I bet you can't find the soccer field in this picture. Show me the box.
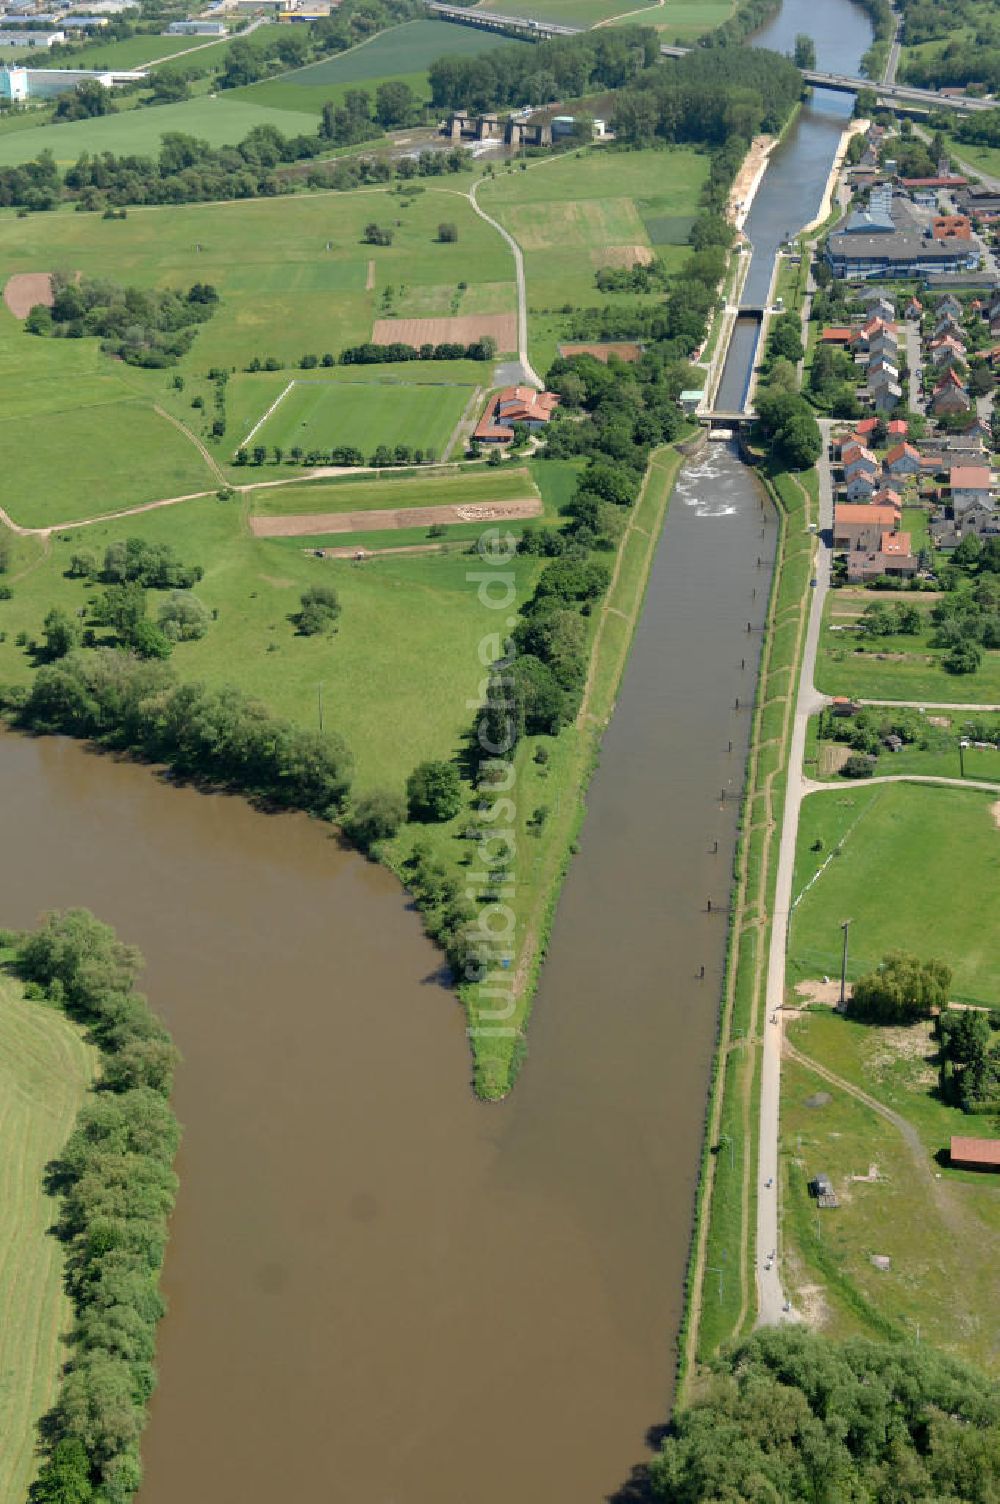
[247,377,477,459]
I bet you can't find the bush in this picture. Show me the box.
[841,752,876,778]
[345,789,406,851]
[406,760,462,822]
[295,585,341,636]
[848,949,952,1024]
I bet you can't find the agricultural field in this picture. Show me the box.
[0,974,95,1504]
[654,0,735,41]
[477,0,657,26]
[780,1027,1000,1374]
[248,466,540,517]
[245,374,477,460]
[0,186,514,511]
[231,19,527,115]
[816,590,1000,703]
[787,782,1000,1006]
[51,31,214,69]
[0,94,321,168]
[478,146,709,369]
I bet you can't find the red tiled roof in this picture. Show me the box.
[887,419,908,435]
[822,327,853,341]
[880,531,911,555]
[950,465,991,489]
[835,503,901,524]
[885,442,920,464]
[951,1136,1000,1167]
[901,175,968,188]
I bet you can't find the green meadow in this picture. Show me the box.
[0,975,95,1504]
[249,466,539,517]
[477,0,657,25]
[233,19,526,115]
[816,592,1000,704]
[788,782,1000,1005]
[478,146,710,369]
[248,375,475,458]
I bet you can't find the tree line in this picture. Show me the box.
[2,650,353,818]
[428,27,660,114]
[652,1325,1000,1500]
[610,45,803,149]
[8,909,181,1504]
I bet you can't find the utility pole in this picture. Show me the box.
[958,738,966,779]
[839,919,852,1010]
[317,682,324,734]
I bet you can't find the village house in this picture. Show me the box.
[842,444,878,480]
[872,485,902,509]
[845,471,878,500]
[474,386,559,444]
[846,530,918,582]
[887,418,908,439]
[905,296,923,320]
[930,338,967,372]
[834,501,902,550]
[861,292,895,321]
[883,441,921,478]
[930,370,972,416]
[937,293,964,320]
[821,326,854,347]
[852,316,897,351]
[866,331,899,365]
[950,464,993,515]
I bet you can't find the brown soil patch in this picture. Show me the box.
[371,313,516,350]
[595,244,653,269]
[928,715,952,728]
[727,133,773,221]
[315,542,444,560]
[558,342,642,363]
[4,272,55,319]
[795,979,851,1006]
[819,742,852,777]
[365,259,375,292]
[251,496,542,538]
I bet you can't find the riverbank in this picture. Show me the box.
[729,133,778,233]
[799,117,867,235]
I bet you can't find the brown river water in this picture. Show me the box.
[1,446,775,1503]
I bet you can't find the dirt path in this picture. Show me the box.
[153,404,225,484]
[251,496,542,537]
[365,259,375,291]
[441,384,482,462]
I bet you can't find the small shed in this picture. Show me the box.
[680,389,704,415]
[950,1136,1000,1171]
[809,1172,839,1206]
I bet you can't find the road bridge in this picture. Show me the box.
[426,4,991,114]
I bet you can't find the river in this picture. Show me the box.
[1,2,870,1500]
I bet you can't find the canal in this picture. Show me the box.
[0,1,872,1499]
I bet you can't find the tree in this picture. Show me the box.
[345,789,406,851]
[157,593,210,643]
[67,551,97,580]
[437,222,459,243]
[406,760,462,822]
[793,33,817,68]
[780,410,823,469]
[362,222,392,246]
[43,607,80,661]
[849,949,952,1023]
[943,639,982,675]
[294,585,340,636]
[130,620,172,660]
[375,80,416,127]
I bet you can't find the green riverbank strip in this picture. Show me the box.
[679,463,816,1387]
[462,444,684,1097]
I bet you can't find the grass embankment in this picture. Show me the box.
[788,781,1000,1006]
[781,1011,1000,1374]
[681,464,817,1384]
[0,971,95,1503]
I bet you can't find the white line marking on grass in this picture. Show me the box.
[242,380,295,449]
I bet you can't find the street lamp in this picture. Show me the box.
[839,919,852,1010]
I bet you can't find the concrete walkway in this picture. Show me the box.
[755,421,834,1327]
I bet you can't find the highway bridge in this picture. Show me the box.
[426,3,992,114]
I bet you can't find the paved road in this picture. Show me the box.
[469,178,544,391]
[882,10,902,86]
[755,420,835,1327]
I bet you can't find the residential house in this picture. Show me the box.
[842,444,878,481]
[960,414,991,440]
[852,417,880,441]
[834,501,902,550]
[846,530,918,581]
[932,313,964,343]
[852,316,896,351]
[868,357,899,386]
[930,337,967,372]
[884,441,921,478]
[821,326,854,346]
[950,464,993,515]
[930,370,972,416]
[867,331,899,365]
[474,386,559,443]
[872,486,902,509]
[861,292,895,321]
[904,296,923,320]
[887,418,908,439]
[845,471,878,500]
[872,381,903,413]
[936,293,963,320]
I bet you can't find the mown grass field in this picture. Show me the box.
[788,782,1000,1005]
[816,591,1000,703]
[0,466,559,789]
[479,146,709,370]
[654,0,734,39]
[0,186,513,511]
[247,376,475,459]
[250,466,540,516]
[232,19,525,115]
[781,1013,1000,1374]
[0,974,95,1504]
[478,0,658,23]
[0,94,321,167]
